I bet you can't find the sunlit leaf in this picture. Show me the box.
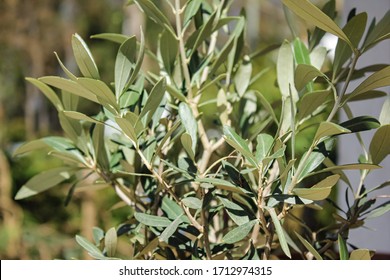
[294,174,340,200]
[181,133,195,161]
[161,197,189,223]
[218,196,250,226]
[297,139,334,181]
[255,134,273,164]
[134,212,171,227]
[15,167,74,200]
[178,102,197,154]
[222,220,258,244]
[138,78,165,126]
[25,78,63,111]
[115,116,138,146]
[105,227,117,257]
[76,235,104,258]
[188,11,217,57]
[159,214,184,243]
[350,249,371,260]
[369,124,390,164]
[184,0,202,26]
[72,33,100,79]
[196,177,247,195]
[282,0,353,49]
[133,0,173,32]
[39,76,98,103]
[379,97,390,125]
[76,78,118,113]
[277,40,298,102]
[234,56,252,97]
[310,46,327,70]
[266,207,291,258]
[181,197,202,210]
[223,126,258,168]
[115,36,137,98]
[91,33,130,44]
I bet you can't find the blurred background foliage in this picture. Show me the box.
[0,0,335,259]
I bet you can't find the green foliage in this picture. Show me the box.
[14,0,390,260]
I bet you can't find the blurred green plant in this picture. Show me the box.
[14,0,390,260]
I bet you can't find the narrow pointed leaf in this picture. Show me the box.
[181,133,195,161]
[369,124,390,164]
[115,36,137,98]
[314,122,351,142]
[181,197,202,210]
[255,133,273,164]
[127,29,145,87]
[223,126,258,168]
[282,0,353,49]
[297,90,331,120]
[234,56,252,97]
[91,33,130,44]
[266,207,291,258]
[26,78,63,111]
[340,116,380,133]
[115,116,138,146]
[138,78,165,126]
[364,10,390,50]
[72,33,100,79]
[105,227,117,257]
[338,234,349,260]
[76,78,118,111]
[294,38,311,65]
[254,90,279,124]
[294,174,339,200]
[39,76,98,103]
[295,64,325,91]
[178,102,197,154]
[134,0,172,32]
[15,167,74,200]
[297,140,334,181]
[76,235,104,258]
[334,13,367,75]
[379,97,390,125]
[277,40,298,101]
[344,66,390,104]
[159,214,184,243]
[222,220,258,244]
[161,197,189,223]
[160,30,178,76]
[218,196,249,226]
[295,232,323,260]
[54,52,77,81]
[134,212,171,227]
[62,111,101,124]
[92,123,109,169]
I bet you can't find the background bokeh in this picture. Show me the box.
[1,0,388,259]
